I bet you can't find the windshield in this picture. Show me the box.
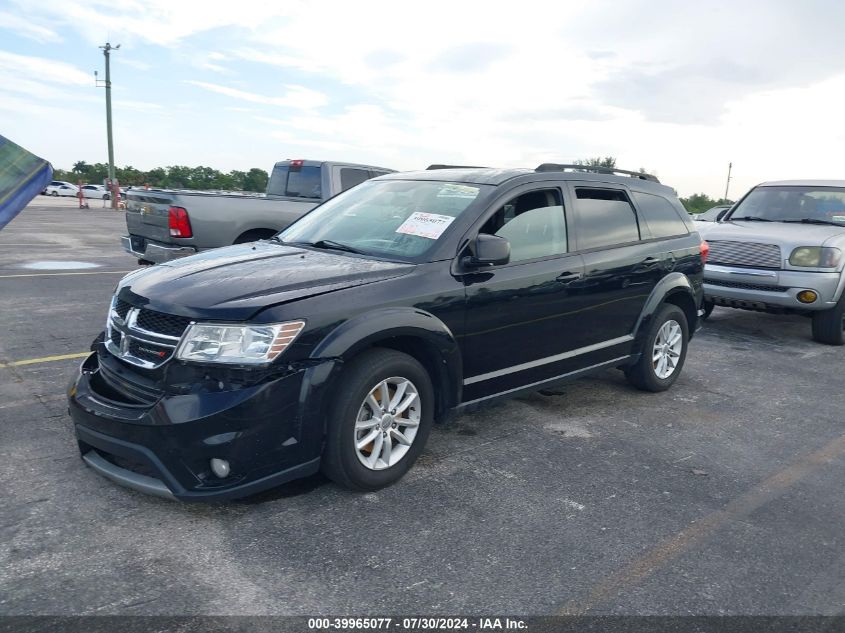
[279,179,485,259]
[729,186,845,224]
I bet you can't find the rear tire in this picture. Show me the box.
[625,303,689,392]
[811,296,845,345]
[321,349,434,491]
[51,191,58,197]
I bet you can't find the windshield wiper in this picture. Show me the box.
[730,216,772,222]
[296,239,366,254]
[781,218,844,227]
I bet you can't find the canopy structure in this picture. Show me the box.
[0,135,53,230]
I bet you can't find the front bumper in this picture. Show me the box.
[68,352,323,501]
[122,235,197,263]
[703,264,842,311]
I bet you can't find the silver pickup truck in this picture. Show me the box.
[122,159,395,264]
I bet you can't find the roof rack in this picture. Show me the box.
[426,164,488,170]
[535,163,660,183]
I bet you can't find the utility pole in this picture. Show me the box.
[724,162,732,202]
[97,42,120,208]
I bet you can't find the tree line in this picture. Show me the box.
[53,161,270,192]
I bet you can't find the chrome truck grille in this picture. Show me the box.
[105,298,192,369]
[707,240,782,270]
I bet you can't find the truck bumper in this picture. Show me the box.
[122,235,198,263]
[704,264,842,311]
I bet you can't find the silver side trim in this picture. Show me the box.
[463,335,633,385]
[82,451,175,500]
[461,356,631,407]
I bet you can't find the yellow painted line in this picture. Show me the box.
[0,270,132,279]
[558,432,845,615]
[0,352,90,368]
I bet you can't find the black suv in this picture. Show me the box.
[68,164,706,500]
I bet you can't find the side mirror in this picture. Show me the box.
[467,233,510,267]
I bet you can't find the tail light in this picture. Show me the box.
[168,206,192,238]
[700,240,710,265]
[289,159,304,170]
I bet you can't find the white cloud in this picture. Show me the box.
[0,11,61,42]
[185,80,328,110]
[4,0,845,197]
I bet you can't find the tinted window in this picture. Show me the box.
[340,168,370,191]
[575,188,640,249]
[632,191,690,238]
[480,189,567,262]
[266,164,322,199]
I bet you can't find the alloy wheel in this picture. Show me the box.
[652,319,683,379]
[354,376,421,470]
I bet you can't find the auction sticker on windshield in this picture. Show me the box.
[396,212,456,240]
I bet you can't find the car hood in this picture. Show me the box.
[697,220,845,249]
[120,241,415,320]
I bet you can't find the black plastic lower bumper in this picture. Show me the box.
[68,352,324,501]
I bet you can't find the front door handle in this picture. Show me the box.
[556,271,582,283]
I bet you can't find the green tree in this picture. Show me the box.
[72,161,90,176]
[242,167,269,192]
[574,156,617,169]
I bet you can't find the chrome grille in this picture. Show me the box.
[105,298,191,369]
[707,240,782,269]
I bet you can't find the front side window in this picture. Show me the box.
[575,188,640,250]
[730,186,845,225]
[280,179,486,260]
[632,191,690,238]
[479,189,567,262]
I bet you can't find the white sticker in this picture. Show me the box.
[395,212,456,240]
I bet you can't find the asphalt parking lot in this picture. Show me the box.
[1,200,844,616]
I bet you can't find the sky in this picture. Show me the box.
[1,0,844,198]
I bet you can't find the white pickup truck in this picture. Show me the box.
[122,159,395,264]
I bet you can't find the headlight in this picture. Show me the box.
[175,321,306,365]
[789,247,842,268]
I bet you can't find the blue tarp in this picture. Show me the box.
[0,135,53,230]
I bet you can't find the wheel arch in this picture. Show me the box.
[306,308,463,427]
[233,228,278,244]
[632,273,698,355]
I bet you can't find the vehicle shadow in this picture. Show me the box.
[236,472,331,505]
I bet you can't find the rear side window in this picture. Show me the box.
[632,191,690,239]
[340,168,371,191]
[267,164,322,199]
[574,188,640,250]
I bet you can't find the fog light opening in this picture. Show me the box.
[797,290,818,304]
[210,458,230,479]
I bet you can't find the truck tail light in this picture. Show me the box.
[168,206,192,238]
[700,240,710,265]
[290,159,303,170]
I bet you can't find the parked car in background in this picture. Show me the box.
[69,163,705,500]
[44,182,79,197]
[697,180,845,344]
[81,184,110,199]
[122,159,395,264]
[694,205,732,222]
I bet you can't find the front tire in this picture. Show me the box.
[321,349,434,491]
[811,296,845,345]
[625,303,689,392]
[51,191,58,197]
[701,299,715,320]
